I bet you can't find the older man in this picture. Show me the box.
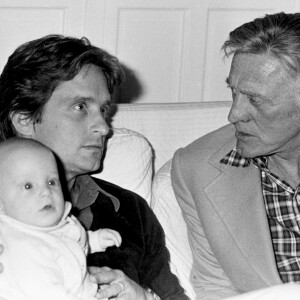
[172,12,300,299]
[0,34,188,300]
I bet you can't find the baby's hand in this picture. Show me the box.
[98,229,122,250]
[88,229,122,253]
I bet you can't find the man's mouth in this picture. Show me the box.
[83,145,103,150]
[236,130,253,139]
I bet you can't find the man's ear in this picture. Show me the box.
[10,112,35,138]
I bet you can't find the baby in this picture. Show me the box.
[0,137,122,300]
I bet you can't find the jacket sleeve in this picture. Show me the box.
[224,284,300,300]
[171,149,240,300]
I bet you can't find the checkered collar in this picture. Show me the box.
[220,147,268,171]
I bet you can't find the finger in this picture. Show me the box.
[105,229,121,241]
[89,266,112,275]
[102,232,121,247]
[88,266,120,285]
[101,231,118,243]
[103,239,117,248]
[114,231,122,246]
[88,274,98,283]
[114,281,124,296]
[106,230,122,247]
[97,281,124,299]
[110,233,122,247]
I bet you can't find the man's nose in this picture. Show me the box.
[90,113,110,136]
[228,94,250,124]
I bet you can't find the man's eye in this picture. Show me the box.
[248,95,255,102]
[100,105,109,114]
[74,103,85,111]
[247,95,260,105]
[48,179,56,186]
[100,104,112,118]
[24,183,32,190]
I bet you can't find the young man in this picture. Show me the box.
[0,35,188,300]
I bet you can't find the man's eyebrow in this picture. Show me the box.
[224,80,263,98]
[69,96,111,105]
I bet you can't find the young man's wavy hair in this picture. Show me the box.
[0,34,125,140]
[222,12,300,77]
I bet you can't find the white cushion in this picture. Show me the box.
[151,159,195,299]
[92,128,153,205]
[112,102,231,172]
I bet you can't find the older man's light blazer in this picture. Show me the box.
[171,124,282,300]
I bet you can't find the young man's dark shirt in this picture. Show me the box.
[71,175,189,300]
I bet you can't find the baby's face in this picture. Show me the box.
[0,148,65,227]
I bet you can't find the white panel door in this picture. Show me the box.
[0,0,299,103]
[202,0,300,103]
[95,0,204,104]
[0,0,86,73]
[85,0,300,103]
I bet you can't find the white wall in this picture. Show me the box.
[0,0,299,103]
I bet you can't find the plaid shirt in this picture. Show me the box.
[221,148,300,283]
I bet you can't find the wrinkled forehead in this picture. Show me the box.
[229,53,295,87]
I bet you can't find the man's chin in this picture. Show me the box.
[84,152,103,170]
[236,141,256,159]
[87,159,102,173]
[69,160,102,178]
[236,145,261,159]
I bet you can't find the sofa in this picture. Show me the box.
[92,101,232,299]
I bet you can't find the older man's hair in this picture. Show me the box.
[222,12,300,76]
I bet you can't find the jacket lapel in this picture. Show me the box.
[204,146,281,286]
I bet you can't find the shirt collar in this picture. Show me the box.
[220,147,268,171]
[71,174,120,212]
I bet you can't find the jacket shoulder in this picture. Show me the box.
[174,124,235,163]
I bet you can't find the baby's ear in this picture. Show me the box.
[10,112,35,138]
